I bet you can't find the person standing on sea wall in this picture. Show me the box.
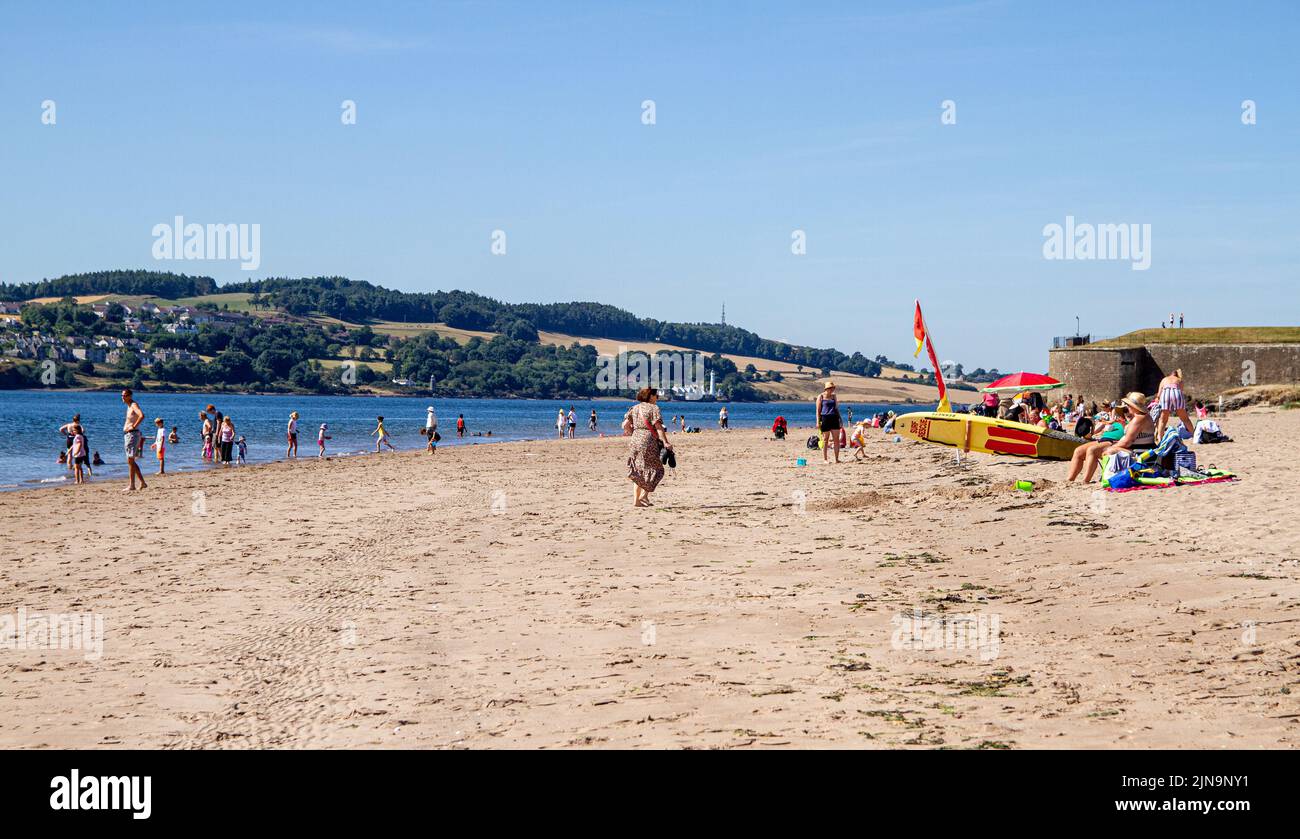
[122,388,147,491]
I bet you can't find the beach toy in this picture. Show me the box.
[892,435,901,443]
[1015,479,1034,493]
[796,458,807,466]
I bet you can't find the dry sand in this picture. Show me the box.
[1,407,1297,749]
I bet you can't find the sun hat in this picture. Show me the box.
[320,423,328,429]
[1120,392,1147,414]
[427,406,435,411]
[823,379,836,389]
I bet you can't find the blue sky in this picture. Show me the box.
[1,1,1296,371]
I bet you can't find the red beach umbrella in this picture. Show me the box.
[980,372,1064,393]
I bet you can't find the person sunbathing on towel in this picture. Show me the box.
[1102,392,1155,458]
[1067,404,1128,482]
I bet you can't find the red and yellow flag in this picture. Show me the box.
[912,301,951,413]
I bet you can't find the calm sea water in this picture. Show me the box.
[0,390,917,490]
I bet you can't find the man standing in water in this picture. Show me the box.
[122,389,147,491]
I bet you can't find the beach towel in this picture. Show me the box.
[1105,470,1238,492]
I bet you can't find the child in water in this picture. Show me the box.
[317,423,331,458]
[236,435,247,465]
[69,425,89,484]
[372,416,397,452]
[152,417,167,474]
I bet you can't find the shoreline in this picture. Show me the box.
[0,421,826,495]
[1,390,923,493]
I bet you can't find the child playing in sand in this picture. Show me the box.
[152,417,167,474]
[372,416,397,452]
[236,435,247,465]
[317,423,331,458]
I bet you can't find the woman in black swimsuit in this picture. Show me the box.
[815,380,843,463]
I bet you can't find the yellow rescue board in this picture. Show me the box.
[894,412,1083,460]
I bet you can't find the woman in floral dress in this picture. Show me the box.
[623,387,673,507]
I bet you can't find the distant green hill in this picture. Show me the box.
[6,271,899,376]
[0,270,217,301]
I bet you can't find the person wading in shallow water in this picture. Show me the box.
[121,389,147,491]
[623,387,673,508]
[286,411,300,458]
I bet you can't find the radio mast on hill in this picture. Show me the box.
[721,302,726,326]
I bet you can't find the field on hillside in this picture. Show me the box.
[368,320,496,343]
[24,294,112,305]
[170,292,258,312]
[24,291,264,314]
[534,332,941,403]
[316,357,394,375]
[306,320,945,404]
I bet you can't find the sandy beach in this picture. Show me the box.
[1,408,1297,750]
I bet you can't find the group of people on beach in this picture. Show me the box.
[1055,369,1222,482]
[56,391,179,489]
[59,398,494,488]
[199,404,245,466]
